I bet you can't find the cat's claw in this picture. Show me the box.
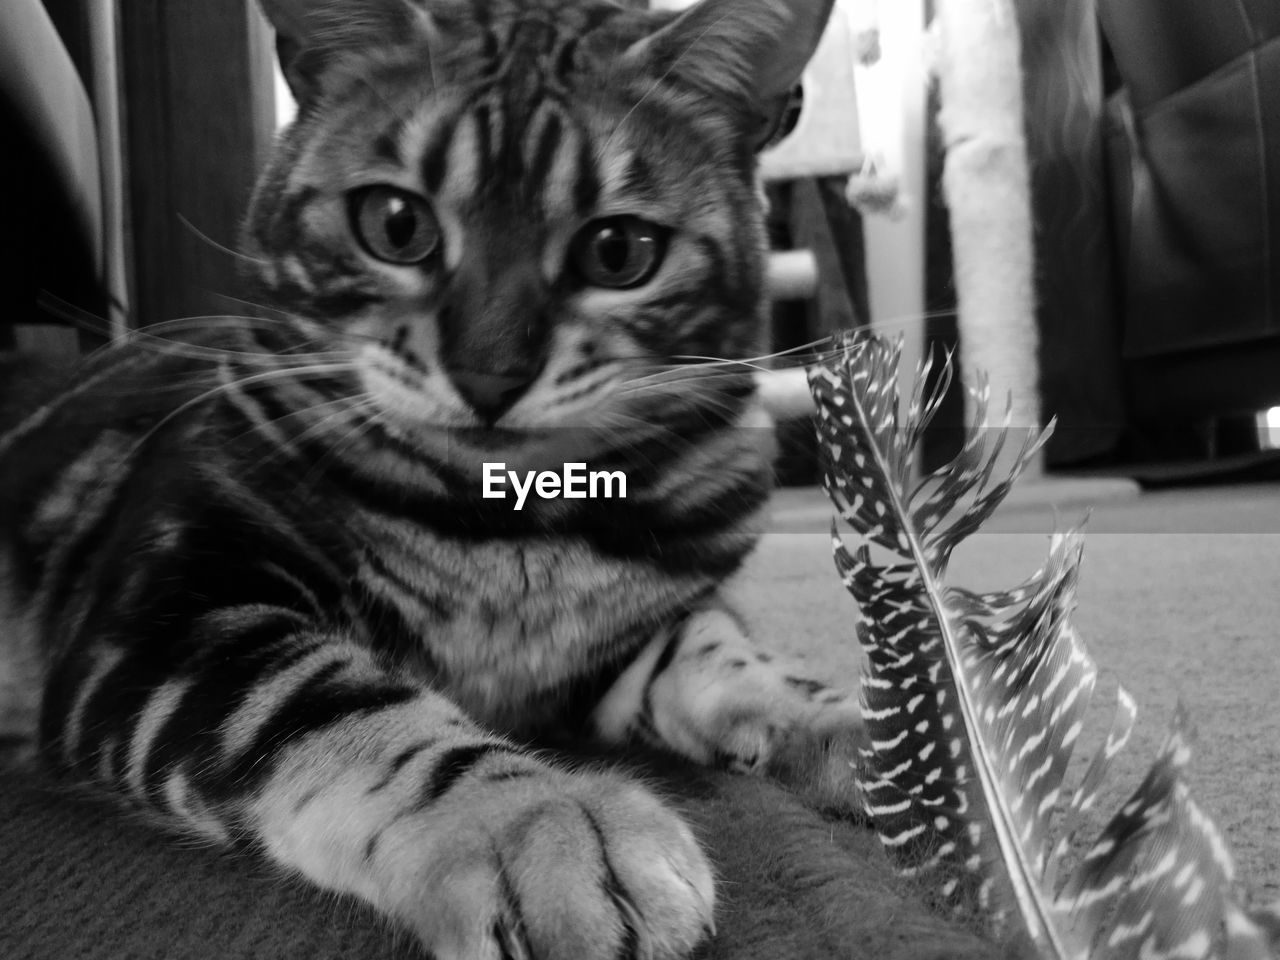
[389,776,715,960]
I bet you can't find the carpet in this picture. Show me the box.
[743,481,1280,903]
[3,480,1278,958]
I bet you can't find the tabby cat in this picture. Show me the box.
[0,0,859,956]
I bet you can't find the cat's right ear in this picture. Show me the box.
[258,0,434,103]
[625,0,834,146]
[627,0,834,104]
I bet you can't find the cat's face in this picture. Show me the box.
[244,0,832,445]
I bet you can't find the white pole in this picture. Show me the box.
[933,0,1041,460]
[857,0,929,420]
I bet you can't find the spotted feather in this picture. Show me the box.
[810,333,1277,960]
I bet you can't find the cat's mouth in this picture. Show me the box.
[445,367,542,427]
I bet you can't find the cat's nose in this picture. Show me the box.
[448,368,536,422]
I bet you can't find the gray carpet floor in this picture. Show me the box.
[731,480,1280,904]
[3,479,1276,959]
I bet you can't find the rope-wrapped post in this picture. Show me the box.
[933,0,1041,470]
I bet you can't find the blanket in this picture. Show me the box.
[0,748,995,959]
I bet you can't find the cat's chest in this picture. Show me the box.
[350,508,714,725]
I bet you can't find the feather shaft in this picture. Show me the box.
[810,332,1276,960]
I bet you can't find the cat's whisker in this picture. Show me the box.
[223,390,379,453]
[200,290,308,322]
[619,365,770,392]
[111,337,356,368]
[621,360,756,383]
[581,412,678,473]
[601,389,750,446]
[422,22,444,95]
[94,314,371,366]
[25,299,350,370]
[241,394,383,478]
[735,335,844,364]
[294,398,398,489]
[34,291,119,341]
[684,390,759,427]
[177,214,270,265]
[131,313,370,350]
[351,71,415,125]
[661,356,775,376]
[620,338,849,386]
[648,340,837,372]
[127,361,363,456]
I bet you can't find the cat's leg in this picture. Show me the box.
[591,605,863,775]
[46,618,714,960]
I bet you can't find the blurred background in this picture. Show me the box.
[4,0,1280,485]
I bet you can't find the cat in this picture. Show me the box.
[0,0,859,956]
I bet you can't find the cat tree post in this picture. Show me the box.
[932,0,1041,469]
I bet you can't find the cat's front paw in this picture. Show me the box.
[387,773,715,960]
[695,667,864,779]
[646,609,865,778]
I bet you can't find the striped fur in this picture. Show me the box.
[0,1,856,956]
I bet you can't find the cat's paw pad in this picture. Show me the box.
[395,775,714,960]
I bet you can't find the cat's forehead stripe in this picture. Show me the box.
[440,112,484,202]
[473,3,613,89]
[525,106,564,190]
[540,116,589,222]
[597,148,657,207]
[415,97,597,219]
[421,114,457,195]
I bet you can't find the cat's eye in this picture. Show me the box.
[350,186,442,265]
[570,216,667,289]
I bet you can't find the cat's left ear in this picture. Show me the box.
[258,0,435,103]
[626,0,835,136]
